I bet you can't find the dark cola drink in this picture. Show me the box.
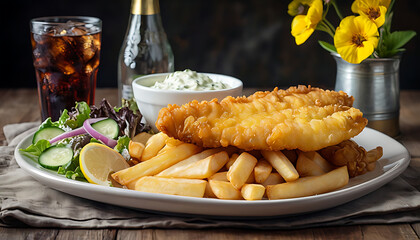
[30,17,102,121]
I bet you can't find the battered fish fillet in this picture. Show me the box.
[156,85,368,152]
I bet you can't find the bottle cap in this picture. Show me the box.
[131,0,160,15]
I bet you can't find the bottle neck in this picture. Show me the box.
[131,0,160,15]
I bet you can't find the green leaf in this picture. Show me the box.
[383,31,417,52]
[38,118,59,131]
[19,140,51,161]
[382,11,393,35]
[90,138,102,143]
[57,109,71,128]
[74,102,91,127]
[114,136,130,154]
[318,41,337,53]
[121,98,139,113]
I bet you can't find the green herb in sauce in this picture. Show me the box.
[151,69,229,90]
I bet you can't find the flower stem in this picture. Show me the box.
[323,19,336,34]
[317,22,335,38]
[331,1,343,20]
[388,0,395,13]
[323,3,330,19]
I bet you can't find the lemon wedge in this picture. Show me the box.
[79,142,130,186]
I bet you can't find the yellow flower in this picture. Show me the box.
[334,16,379,64]
[290,0,323,45]
[351,0,388,27]
[288,0,313,16]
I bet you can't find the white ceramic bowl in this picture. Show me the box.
[132,72,243,132]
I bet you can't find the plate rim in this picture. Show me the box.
[13,127,411,217]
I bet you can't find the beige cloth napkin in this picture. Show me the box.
[1,122,419,229]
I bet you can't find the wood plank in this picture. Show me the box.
[116,229,155,240]
[412,223,420,239]
[361,224,419,240]
[400,90,420,157]
[0,227,58,240]
[0,89,40,144]
[56,229,117,240]
[312,225,362,239]
[152,228,316,240]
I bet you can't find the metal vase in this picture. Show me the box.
[332,53,401,137]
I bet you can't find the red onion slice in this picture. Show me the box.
[83,118,118,148]
[49,127,87,144]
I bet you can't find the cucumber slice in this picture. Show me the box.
[91,118,120,139]
[39,146,73,170]
[33,127,65,144]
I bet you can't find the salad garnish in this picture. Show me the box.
[20,99,151,182]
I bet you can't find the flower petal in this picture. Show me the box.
[334,15,378,64]
[351,0,360,13]
[288,0,313,16]
[291,15,313,45]
[380,0,391,8]
[295,28,315,45]
[291,15,307,36]
[355,41,374,63]
[374,6,387,27]
[307,0,323,26]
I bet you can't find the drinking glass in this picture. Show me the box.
[30,16,102,121]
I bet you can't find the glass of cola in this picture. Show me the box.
[30,16,102,121]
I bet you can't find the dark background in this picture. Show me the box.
[4,0,420,90]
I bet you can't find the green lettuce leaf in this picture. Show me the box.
[65,102,91,129]
[114,136,130,154]
[19,139,51,162]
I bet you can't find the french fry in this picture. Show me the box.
[246,170,255,183]
[261,173,284,187]
[157,137,184,155]
[241,184,265,200]
[112,143,201,185]
[225,153,239,170]
[209,171,254,183]
[209,171,229,181]
[261,150,299,182]
[296,153,325,177]
[209,180,243,200]
[206,172,227,198]
[254,159,272,183]
[141,132,169,161]
[135,176,207,198]
[125,179,137,190]
[165,137,184,146]
[204,181,217,198]
[158,151,228,179]
[267,166,349,199]
[157,148,222,177]
[301,151,334,172]
[132,132,153,145]
[227,152,258,189]
[128,140,145,160]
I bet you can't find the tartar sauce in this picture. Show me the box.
[151,69,229,91]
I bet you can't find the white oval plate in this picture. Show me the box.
[14,128,410,217]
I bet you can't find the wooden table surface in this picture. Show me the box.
[0,88,419,240]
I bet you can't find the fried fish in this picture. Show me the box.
[156,85,367,152]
